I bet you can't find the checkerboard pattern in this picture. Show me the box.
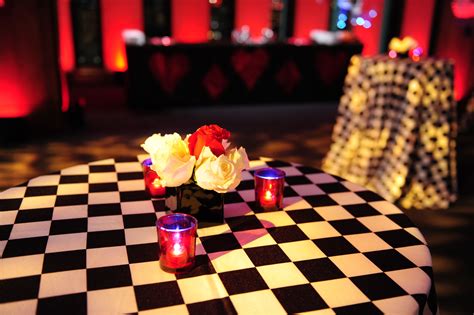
[0,157,437,314]
[323,55,457,210]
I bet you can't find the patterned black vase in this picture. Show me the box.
[173,183,224,227]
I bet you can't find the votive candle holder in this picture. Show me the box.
[142,158,166,198]
[156,213,197,273]
[254,167,286,211]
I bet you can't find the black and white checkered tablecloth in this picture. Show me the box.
[0,156,437,314]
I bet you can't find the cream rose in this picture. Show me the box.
[228,146,250,171]
[141,133,196,187]
[194,146,249,193]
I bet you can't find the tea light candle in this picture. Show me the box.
[142,158,166,197]
[254,168,285,211]
[156,213,197,273]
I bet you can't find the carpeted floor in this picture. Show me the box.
[1,103,473,313]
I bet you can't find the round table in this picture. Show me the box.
[0,157,437,314]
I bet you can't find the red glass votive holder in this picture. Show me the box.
[156,213,197,273]
[142,158,166,198]
[254,168,286,211]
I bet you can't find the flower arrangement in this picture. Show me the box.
[141,124,249,194]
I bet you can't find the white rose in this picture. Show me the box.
[228,146,249,171]
[194,147,248,193]
[141,133,196,187]
[141,133,163,155]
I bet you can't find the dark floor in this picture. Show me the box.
[1,103,473,314]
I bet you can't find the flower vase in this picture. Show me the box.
[164,187,177,211]
[170,183,224,227]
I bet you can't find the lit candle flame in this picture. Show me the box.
[152,178,162,188]
[264,190,273,201]
[172,243,184,256]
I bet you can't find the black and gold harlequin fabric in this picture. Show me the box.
[323,55,457,210]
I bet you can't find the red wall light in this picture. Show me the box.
[101,0,144,72]
[293,0,330,38]
[451,0,474,19]
[172,0,210,43]
[235,0,271,38]
[352,0,385,56]
[435,1,473,101]
[57,0,75,72]
[0,77,30,118]
[0,3,33,118]
[400,0,435,56]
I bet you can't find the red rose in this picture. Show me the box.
[188,124,231,158]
